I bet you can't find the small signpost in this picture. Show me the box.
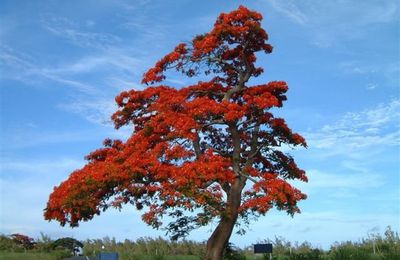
[254,243,273,260]
[98,252,118,260]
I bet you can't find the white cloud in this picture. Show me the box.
[309,169,382,189]
[0,158,85,234]
[40,14,121,50]
[112,0,151,11]
[366,83,378,90]
[1,128,101,150]
[0,46,97,94]
[306,99,400,155]
[57,97,117,125]
[45,50,143,76]
[339,61,399,86]
[166,78,187,86]
[288,164,388,203]
[107,77,143,91]
[293,169,384,196]
[268,0,308,25]
[239,210,399,249]
[0,156,156,241]
[58,98,133,140]
[0,45,147,126]
[0,158,83,175]
[293,100,399,205]
[50,57,110,74]
[265,0,399,47]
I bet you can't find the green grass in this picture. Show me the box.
[96,254,200,260]
[1,251,399,260]
[132,255,198,260]
[0,252,201,260]
[0,251,70,260]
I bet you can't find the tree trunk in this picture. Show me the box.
[204,215,237,260]
[204,181,243,260]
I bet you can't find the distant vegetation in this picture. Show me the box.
[0,226,399,259]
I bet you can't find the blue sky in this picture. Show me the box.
[0,0,399,249]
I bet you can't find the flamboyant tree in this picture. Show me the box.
[45,6,307,260]
[10,234,35,249]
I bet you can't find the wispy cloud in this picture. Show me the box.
[366,83,378,91]
[245,210,398,249]
[1,128,101,150]
[306,99,400,156]
[268,0,308,25]
[291,168,385,200]
[265,0,399,47]
[302,169,383,190]
[40,14,121,50]
[107,77,143,91]
[57,97,116,125]
[40,50,143,78]
[291,99,399,207]
[0,46,97,94]
[112,0,152,11]
[0,157,84,227]
[0,156,156,240]
[339,60,400,87]
[0,44,146,125]
[118,15,168,43]
[0,158,83,176]
[1,157,80,237]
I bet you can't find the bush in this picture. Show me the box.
[0,235,15,251]
[10,234,35,250]
[52,237,83,253]
[224,243,246,260]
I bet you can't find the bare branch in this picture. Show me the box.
[193,134,202,159]
[237,114,256,127]
[248,124,260,158]
[201,180,215,189]
[221,182,231,195]
[207,57,242,74]
[237,171,257,184]
[222,50,252,101]
[241,123,259,132]
[203,144,230,157]
[189,89,225,97]
[201,119,226,129]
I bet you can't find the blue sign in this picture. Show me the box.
[98,252,118,260]
[254,243,273,254]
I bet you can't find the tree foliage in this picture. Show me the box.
[10,233,35,250]
[44,5,307,242]
[52,237,83,251]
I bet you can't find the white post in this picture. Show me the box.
[373,240,376,255]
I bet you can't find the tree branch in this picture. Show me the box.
[193,134,202,159]
[237,171,257,184]
[203,144,230,157]
[222,51,252,101]
[207,57,242,74]
[201,119,226,129]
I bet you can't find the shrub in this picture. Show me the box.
[10,234,35,250]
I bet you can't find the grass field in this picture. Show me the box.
[0,252,202,260]
[0,251,69,260]
[1,251,399,260]
[1,227,398,260]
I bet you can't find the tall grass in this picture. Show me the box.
[0,251,70,260]
[82,236,205,258]
[0,226,398,259]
